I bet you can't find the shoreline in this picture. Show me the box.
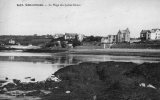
[69,48,160,57]
[1,61,160,100]
[1,48,160,57]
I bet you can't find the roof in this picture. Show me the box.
[151,29,160,33]
[118,28,130,34]
[65,33,77,36]
[140,30,151,34]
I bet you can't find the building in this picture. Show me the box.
[108,35,117,43]
[64,33,77,40]
[150,29,160,40]
[77,34,84,42]
[101,35,116,44]
[101,37,109,49]
[53,34,64,39]
[140,30,151,41]
[101,35,116,48]
[101,37,109,44]
[117,28,130,43]
[9,39,16,44]
[64,33,84,42]
[140,29,160,41]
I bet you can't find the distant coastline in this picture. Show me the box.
[17,3,81,7]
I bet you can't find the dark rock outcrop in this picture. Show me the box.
[2,61,160,100]
[41,62,160,100]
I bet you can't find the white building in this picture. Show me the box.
[150,29,160,40]
[101,37,112,49]
[77,34,84,42]
[53,34,64,39]
[9,39,15,44]
[64,33,77,40]
[101,37,109,44]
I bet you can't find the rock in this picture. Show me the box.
[5,90,25,96]
[0,82,9,88]
[126,63,160,88]
[0,89,5,94]
[25,77,31,79]
[13,79,21,85]
[26,90,45,96]
[3,88,7,92]
[3,83,16,90]
[5,77,8,80]
[0,80,7,83]
[40,90,51,95]
[65,91,70,94]
[93,95,97,100]
[139,83,146,87]
[30,78,35,81]
[0,87,8,94]
[46,76,61,82]
[51,62,160,100]
[147,84,156,89]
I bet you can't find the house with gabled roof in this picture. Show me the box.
[117,28,130,43]
[140,29,160,41]
[150,29,160,40]
[140,30,151,41]
[64,33,78,40]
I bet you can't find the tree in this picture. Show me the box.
[72,35,81,47]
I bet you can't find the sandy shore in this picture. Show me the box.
[69,48,160,57]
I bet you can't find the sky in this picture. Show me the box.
[0,0,160,37]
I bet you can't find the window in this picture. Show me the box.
[141,34,144,37]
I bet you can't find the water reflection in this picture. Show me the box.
[1,54,160,64]
[0,51,160,81]
[0,61,59,82]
